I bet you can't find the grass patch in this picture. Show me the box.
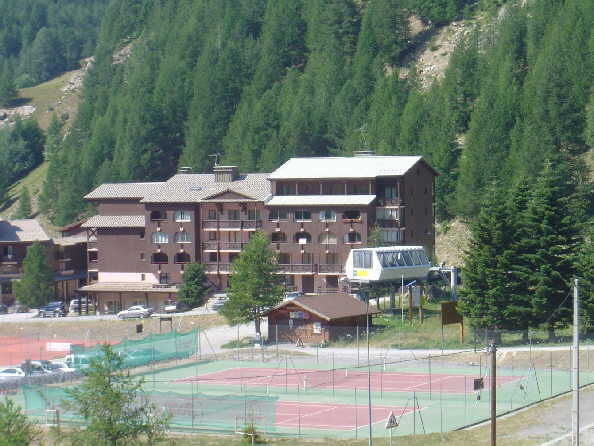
[221,337,257,349]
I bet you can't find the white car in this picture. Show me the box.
[0,367,25,380]
[47,360,76,373]
[207,294,228,311]
[283,291,303,301]
[117,305,153,319]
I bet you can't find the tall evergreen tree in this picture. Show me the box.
[13,187,31,219]
[13,242,54,308]
[523,159,583,339]
[221,231,283,336]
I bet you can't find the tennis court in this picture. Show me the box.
[275,401,415,430]
[174,366,520,393]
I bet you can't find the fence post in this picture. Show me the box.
[428,354,432,400]
[356,325,360,367]
[355,387,358,440]
[332,352,335,395]
[275,324,278,359]
[550,350,553,397]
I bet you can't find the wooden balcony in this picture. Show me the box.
[201,220,262,231]
[203,263,231,274]
[376,197,403,207]
[277,264,316,274]
[318,264,344,274]
[202,242,246,251]
[376,219,403,229]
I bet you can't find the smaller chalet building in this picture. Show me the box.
[0,219,87,305]
[266,294,380,345]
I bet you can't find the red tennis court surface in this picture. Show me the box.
[176,367,520,393]
[275,401,414,430]
[0,336,100,366]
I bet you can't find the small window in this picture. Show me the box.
[208,252,218,262]
[313,322,322,334]
[269,209,288,221]
[294,210,312,221]
[228,209,240,220]
[141,273,145,281]
[294,232,311,244]
[174,231,191,243]
[140,252,145,260]
[208,232,217,241]
[2,245,13,259]
[380,230,402,243]
[174,252,191,264]
[351,183,368,194]
[319,210,336,222]
[343,210,361,221]
[277,253,290,264]
[345,232,362,244]
[139,230,145,239]
[384,186,396,199]
[247,209,260,220]
[353,251,372,269]
[318,232,337,244]
[175,210,191,222]
[271,232,287,243]
[151,232,169,244]
[150,210,167,221]
[151,252,168,264]
[207,209,217,220]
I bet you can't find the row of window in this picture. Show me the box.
[271,231,362,244]
[150,252,191,264]
[151,231,191,244]
[269,209,361,222]
[150,210,192,222]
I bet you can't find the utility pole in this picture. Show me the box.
[572,278,579,446]
[489,342,497,446]
[365,288,373,446]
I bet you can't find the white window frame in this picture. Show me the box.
[294,210,312,222]
[319,210,336,222]
[151,232,169,244]
[174,231,191,243]
[174,210,191,222]
[313,322,322,334]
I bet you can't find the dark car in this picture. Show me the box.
[38,301,67,318]
[0,303,7,314]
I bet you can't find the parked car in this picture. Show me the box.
[207,294,228,311]
[13,301,29,313]
[38,301,67,318]
[283,291,303,301]
[117,305,153,319]
[21,360,50,376]
[0,303,7,314]
[44,360,76,373]
[164,300,190,313]
[0,367,25,380]
[69,297,95,314]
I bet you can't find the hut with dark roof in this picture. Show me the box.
[265,294,380,345]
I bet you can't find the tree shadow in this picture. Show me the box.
[5,97,33,107]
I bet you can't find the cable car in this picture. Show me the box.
[345,246,432,282]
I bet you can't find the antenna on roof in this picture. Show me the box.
[208,153,221,167]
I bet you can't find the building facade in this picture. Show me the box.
[0,219,87,305]
[79,154,437,312]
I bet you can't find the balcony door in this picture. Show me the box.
[301,275,314,294]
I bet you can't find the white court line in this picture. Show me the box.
[403,374,457,391]
[539,421,594,446]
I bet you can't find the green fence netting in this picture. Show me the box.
[23,385,278,433]
[69,329,199,370]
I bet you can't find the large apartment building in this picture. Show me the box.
[79,153,437,313]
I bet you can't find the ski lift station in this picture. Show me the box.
[345,246,433,283]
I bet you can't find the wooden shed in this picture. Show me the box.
[266,294,380,345]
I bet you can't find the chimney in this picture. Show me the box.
[213,165,239,183]
[353,150,375,157]
[178,166,192,173]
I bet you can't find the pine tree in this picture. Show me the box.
[221,232,283,336]
[576,228,594,330]
[0,66,17,106]
[177,263,207,308]
[0,398,39,446]
[13,187,31,219]
[44,113,62,162]
[13,242,54,308]
[458,185,516,334]
[523,159,583,339]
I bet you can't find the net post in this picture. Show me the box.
[428,354,432,400]
[550,350,553,396]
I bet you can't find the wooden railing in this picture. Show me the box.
[201,220,262,230]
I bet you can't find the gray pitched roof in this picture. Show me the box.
[84,182,165,200]
[82,215,146,228]
[140,173,271,203]
[269,156,428,180]
[0,219,50,242]
[267,195,376,206]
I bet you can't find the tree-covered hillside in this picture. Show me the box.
[0,0,108,102]
[35,0,592,226]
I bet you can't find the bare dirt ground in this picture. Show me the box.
[435,219,470,266]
